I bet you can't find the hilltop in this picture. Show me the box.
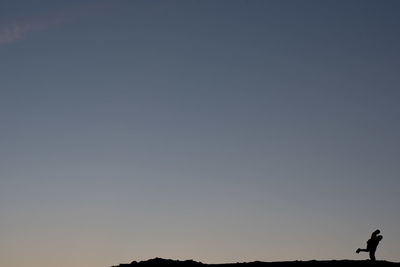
[112,258,400,267]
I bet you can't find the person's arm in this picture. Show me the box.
[371,230,380,239]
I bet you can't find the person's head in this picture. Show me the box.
[374,229,381,235]
[377,235,383,241]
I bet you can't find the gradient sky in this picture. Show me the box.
[1,1,400,266]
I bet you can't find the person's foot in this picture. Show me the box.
[356,248,361,253]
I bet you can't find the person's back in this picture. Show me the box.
[369,235,383,250]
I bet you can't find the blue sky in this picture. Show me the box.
[1,1,399,266]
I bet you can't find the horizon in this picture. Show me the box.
[111,257,400,267]
[1,1,399,267]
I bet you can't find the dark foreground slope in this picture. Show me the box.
[112,258,400,267]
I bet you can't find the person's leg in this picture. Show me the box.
[356,248,368,253]
[369,250,376,261]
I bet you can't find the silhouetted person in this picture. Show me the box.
[356,229,383,261]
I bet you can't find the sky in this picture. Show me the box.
[0,0,399,266]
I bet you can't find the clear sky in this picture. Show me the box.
[1,1,399,266]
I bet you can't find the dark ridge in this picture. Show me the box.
[112,258,400,267]
[112,257,202,266]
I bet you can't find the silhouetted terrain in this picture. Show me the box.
[112,258,400,267]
